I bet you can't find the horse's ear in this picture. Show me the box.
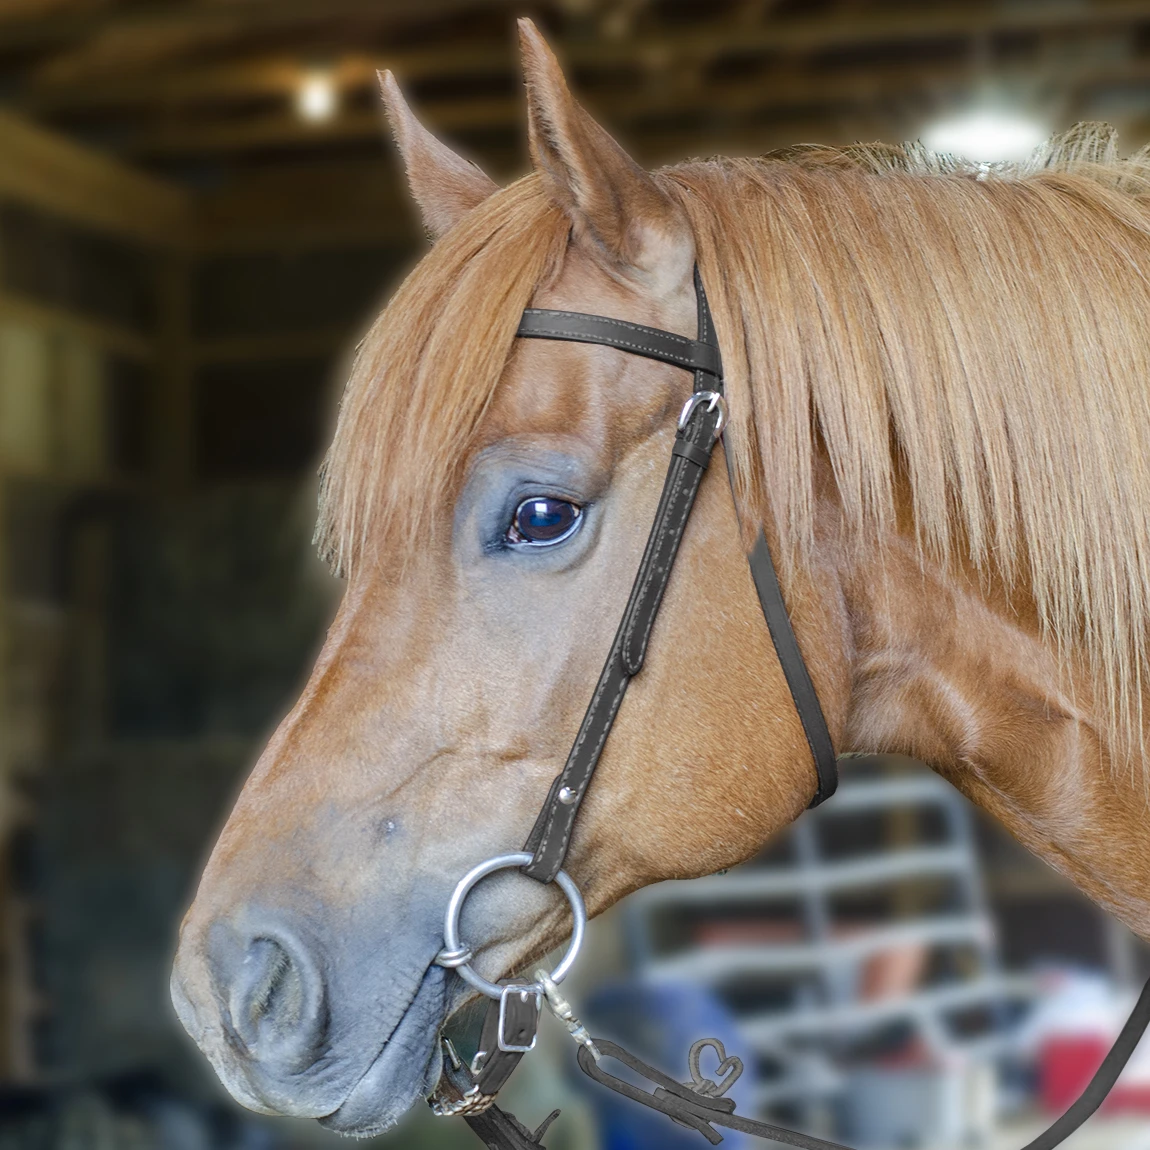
[379,70,499,241]
[518,18,693,294]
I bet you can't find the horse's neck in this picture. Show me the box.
[834,526,1150,939]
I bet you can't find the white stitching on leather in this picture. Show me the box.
[622,461,702,672]
[521,325,705,369]
[533,668,628,870]
[524,310,695,345]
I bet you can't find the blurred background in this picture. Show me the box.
[0,0,1146,1147]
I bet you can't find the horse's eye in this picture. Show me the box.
[507,497,583,547]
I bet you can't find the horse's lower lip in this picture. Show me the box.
[318,963,448,1137]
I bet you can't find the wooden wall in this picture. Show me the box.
[0,112,417,1091]
[0,111,190,1080]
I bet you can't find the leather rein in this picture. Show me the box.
[428,268,1150,1150]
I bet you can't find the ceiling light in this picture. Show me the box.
[297,68,337,124]
[923,111,1048,163]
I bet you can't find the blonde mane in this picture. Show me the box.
[319,123,1150,772]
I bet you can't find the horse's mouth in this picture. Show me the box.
[317,963,449,1137]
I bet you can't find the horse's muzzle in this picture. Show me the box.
[170,901,448,1131]
[170,914,337,1117]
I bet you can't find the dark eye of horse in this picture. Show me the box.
[507,497,583,547]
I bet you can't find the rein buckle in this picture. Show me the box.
[497,983,541,1054]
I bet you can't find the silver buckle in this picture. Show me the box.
[497,984,542,1053]
[677,391,727,439]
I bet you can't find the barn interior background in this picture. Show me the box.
[0,1,1147,1147]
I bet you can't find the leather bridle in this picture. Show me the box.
[429,268,1150,1150]
[517,267,837,889]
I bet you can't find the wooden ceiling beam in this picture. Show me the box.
[112,90,937,162]
[11,0,1150,99]
[0,0,490,56]
[22,49,508,116]
[18,43,1042,120]
[99,52,1150,162]
[3,0,1149,176]
[0,106,189,245]
[121,103,509,159]
[26,56,345,114]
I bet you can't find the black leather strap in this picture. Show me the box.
[520,382,722,881]
[672,439,714,469]
[519,269,722,882]
[438,1056,558,1149]
[458,971,1150,1150]
[566,972,1150,1150]
[517,267,837,882]
[462,1107,558,1150]
[517,309,722,379]
[517,267,839,879]
[747,530,837,806]
[471,984,541,1096]
[1018,972,1150,1150]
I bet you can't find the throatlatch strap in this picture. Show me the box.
[746,530,837,807]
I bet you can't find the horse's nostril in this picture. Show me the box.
[245,939,303,1034]
[228,934,325,1069]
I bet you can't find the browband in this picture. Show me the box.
[515,267,837,885]
[517,309,723,379]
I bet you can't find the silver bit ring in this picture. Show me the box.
[433,852,586,1000]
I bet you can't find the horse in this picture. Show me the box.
[170,18,1150,1138]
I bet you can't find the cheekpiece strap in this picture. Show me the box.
[515,265,836,885]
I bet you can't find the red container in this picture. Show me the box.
[1040,1036,1150,1114]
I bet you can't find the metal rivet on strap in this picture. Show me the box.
[557,786,576,805]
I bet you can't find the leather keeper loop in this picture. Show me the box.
[671,438,714,470]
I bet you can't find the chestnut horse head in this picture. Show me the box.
[173,19,1150,1138]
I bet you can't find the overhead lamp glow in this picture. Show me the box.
[923,111,1048,163]
[297,68,337,123]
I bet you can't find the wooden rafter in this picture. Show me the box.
[0,0,1149,167]
[64,58,1150,162]
[13,0,1150,97]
